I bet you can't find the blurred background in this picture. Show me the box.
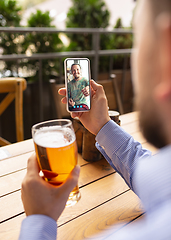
[0,0,136,143]
[19,0,136,29]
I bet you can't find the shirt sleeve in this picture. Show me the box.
[95,120,152,192]
[18,215,57,240]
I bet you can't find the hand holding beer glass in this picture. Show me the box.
[32,119,81,207]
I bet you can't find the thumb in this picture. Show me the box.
[61,165,80,194]
[90,79,105,99]
[90,79,103,91]
[90,79,98,91]
[27,153,40,176]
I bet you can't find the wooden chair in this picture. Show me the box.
[97,76,124,114]
[0,77,27,146]
[49,79,70,119]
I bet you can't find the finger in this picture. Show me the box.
[90,80,105,99]
[58,88,66,96]
[71,112,82,119]
[60,165,80,193]
[90,79,102,91]
[61,97,67,104]
[90,80,97,96]
[42,169,58,178]
[27,153,40,176]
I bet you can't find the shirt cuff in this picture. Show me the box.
[19,215,57,240]
[95,120,132,156]
[95,120,152,191]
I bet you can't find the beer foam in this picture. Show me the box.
[34,128,75,148]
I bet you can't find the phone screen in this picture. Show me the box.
[64,58,91,112]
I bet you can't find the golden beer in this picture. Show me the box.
[32,120,81,206]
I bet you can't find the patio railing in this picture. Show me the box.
[0,27,133,120]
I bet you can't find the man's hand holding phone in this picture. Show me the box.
[58,80,110,136]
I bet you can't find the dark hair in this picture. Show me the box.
[71,64,81,72]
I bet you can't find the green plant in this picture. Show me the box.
[22,10,64,82]
[111,18,133,49]
[65,1,133,73]
[0,0,22,76]
[65,0,111,72]
[110,18,133,69]
[66,0,110,49]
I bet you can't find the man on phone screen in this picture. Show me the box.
[68,63,90,111]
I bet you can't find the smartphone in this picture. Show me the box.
[64,58,91,112]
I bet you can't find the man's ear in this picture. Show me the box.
[154,13,171,102]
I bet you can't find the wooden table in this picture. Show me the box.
[0,112,157,240]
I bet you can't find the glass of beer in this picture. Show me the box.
[32,119,81,207]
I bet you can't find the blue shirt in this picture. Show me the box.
[19,215,57,240]
[19,120,171,239]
